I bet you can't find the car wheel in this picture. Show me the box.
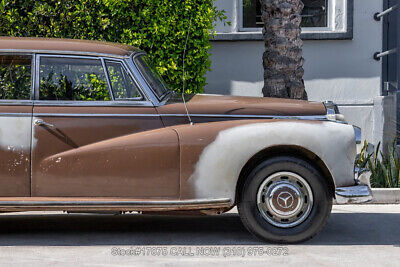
[237,156,332,243]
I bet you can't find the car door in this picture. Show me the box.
[0,54,33,196]
[31,55,179,198]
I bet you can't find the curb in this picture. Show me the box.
[369,188,400,204]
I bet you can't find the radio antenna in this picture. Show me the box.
[182,18,194,125]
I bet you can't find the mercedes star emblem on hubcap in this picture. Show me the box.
[277,191,294,209]
[257,172,314,228]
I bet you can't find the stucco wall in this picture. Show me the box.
[205,0,391,146]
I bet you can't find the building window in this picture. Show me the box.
[242,0,328,29]
[302,0,328,27]
[210,0,353,40]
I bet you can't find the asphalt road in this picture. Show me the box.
[0,205,399,266]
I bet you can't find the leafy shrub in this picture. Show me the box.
[357,140,400,188]
[0,0,227,94]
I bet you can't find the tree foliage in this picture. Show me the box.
[0,0,226,93]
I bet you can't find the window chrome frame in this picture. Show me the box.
[33,53,154,107]
[0,49,128,59]
[32,100,154,107]
[100,57,115,101]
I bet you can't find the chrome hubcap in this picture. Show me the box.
[257,172,313,228]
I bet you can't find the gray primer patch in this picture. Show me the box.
[0,117,31,151]
[0,117,32,173]
[190,121,356,203]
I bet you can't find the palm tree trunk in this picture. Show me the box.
[260,0,307,100]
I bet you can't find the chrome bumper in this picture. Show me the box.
[335,170,373,204]
[335,185,373,204]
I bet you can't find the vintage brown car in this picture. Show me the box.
[0,37,371,243]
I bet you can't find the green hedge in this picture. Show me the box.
[0,0,226,94]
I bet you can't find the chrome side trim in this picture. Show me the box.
[0,113,32,117]
[0,198,230,206]
[31,113,330,120]
[34,113,159,117]
[0,100,34,106]
[166,114,329,120]
[1,111,329,121]
[0,198,231,211]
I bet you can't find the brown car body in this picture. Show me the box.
[0,37,359,216]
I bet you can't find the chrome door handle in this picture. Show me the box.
[34,119,54,128]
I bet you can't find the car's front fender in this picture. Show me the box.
[175,119,356,204]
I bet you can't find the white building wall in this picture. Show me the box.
[205,0,391,146]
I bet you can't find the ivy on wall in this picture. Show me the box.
[0,0,227,93]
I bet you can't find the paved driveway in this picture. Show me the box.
[0,205,399,266]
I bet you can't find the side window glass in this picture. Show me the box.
[105,60,142,100]
[39,57,111,101]
[0,55,32,100]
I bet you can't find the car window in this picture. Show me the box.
[134,54,170,100]
[105,60,142,100]
[0,55,32,100]
[39,57,111,101]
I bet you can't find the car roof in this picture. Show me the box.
[0,37,141,57]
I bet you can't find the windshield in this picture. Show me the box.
[134,54,170,100]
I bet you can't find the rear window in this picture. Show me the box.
[0,55,32,100]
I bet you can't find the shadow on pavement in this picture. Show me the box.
[0,212,398,246]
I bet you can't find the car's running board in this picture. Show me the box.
[0,197,232,212]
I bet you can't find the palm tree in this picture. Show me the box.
[260,0,307,100]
